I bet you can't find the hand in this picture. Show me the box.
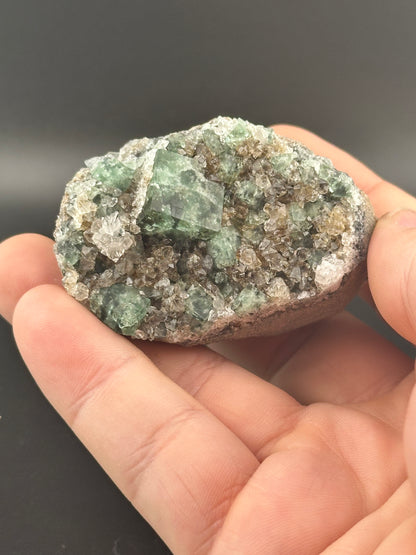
[1,126,416,554]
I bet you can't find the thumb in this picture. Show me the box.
[368,209,416,344]
[370,210,416,496]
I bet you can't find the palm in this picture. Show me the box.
[2,124,416,554]
[219,404,404,554]
[208,363,409,553]
[135,314,412,553]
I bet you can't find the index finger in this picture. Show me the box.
[12,284,259,554]
[273,124,416,217]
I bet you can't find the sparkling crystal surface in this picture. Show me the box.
[54,117,375,344]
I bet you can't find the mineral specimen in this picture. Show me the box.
[54,117,375,344]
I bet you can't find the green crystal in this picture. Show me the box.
[288,203,307,228]
[55,228,85,267]
[217,152,243,184]
[270,152,298,177]
[185,285,213,321]
[328,172,354,198]
[202,129,223,154]
[143,149,224,234]
[232,287,267,314]
[235,180,264,208]
[140,212,182,236]
[55,239,82,267]
[225,119,251,146]
[308,249,325,268]
[242,226,264,246]
[90,155,136,192]
[207,226,241,268]
[90,284,150,335]
[166,132,187,153]
[315,158,335,182]
[304,200,327,219]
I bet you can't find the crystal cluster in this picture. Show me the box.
[54,117,375,344]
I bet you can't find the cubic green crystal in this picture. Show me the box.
[270,152,298,177]
[207,226,241,269]
[224,119,252,146]
[235,180,265,209]
[232,287,267,314]
[54,116,375,344]
[88,155,136,193]
[185,285,213,321]
[143,149,224,233]
[328,172,354,198]
[90,284,150,335]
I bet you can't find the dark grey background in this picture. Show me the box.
[1,1,416,554]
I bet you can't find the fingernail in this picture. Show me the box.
[386,209,416,229]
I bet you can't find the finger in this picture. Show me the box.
[373,514,416,554]
[368,209,416,344]
[322,481,416,554]
[0,234,321,447]
[359,213,416,431]
[405,381,416,502]
[12,285,258,554]
[358,372,414,433]
[209,323,316,378]
[0,234,301,455]
[273,124,416,217]
[211,399,405,555]
[0,234,60,322]
[136,311,411,455]
[136,340,301,458]
[272,312,413,405]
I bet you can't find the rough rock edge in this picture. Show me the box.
[149,196,375,345]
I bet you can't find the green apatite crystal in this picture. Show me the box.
[90,284,150,335]
[90,156,136,192]
[207,226,241,268]
[144,150,224,234]
[242,226,264,246]
[185,285,213,321]
[232,287,267,314]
